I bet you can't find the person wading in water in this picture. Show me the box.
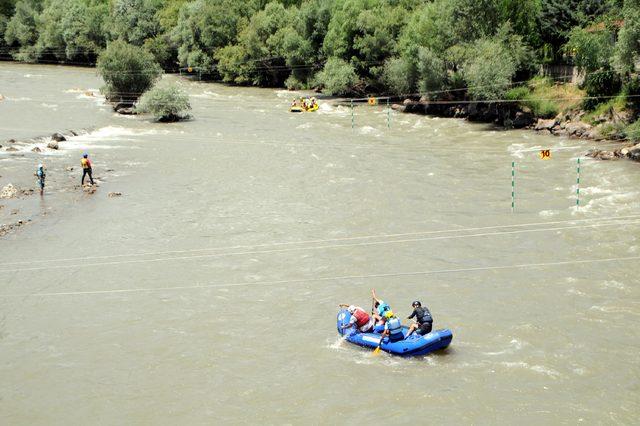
[81,153,94,186]
[35,163,45,195]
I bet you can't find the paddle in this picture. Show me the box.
[372,333,386,355]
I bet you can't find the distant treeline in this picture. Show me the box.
[0,0,639,100]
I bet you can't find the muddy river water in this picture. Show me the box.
[1,63,639,424]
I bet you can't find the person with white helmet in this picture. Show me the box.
[338,304,374,333]
[35,163,46,195]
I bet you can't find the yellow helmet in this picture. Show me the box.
[384,310,394,319]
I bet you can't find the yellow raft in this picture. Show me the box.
[290,98,319,113]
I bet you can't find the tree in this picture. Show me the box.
[136,83,191,121]
[565,26,615,72]
[35,0,108,62]
[4,0,39,48]
[498,0,542,48]
[416,47,446,94]
[463,37,517,100]
[97,40,162,102]
[109,0,162,46]
[613,0,640,73]
[172,0,257,71]
[383,57,413,94]
[315,57,358,95]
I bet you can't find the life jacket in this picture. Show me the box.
[386,316,403,340]
[81,158,90,169]
[352,308,370,328]
[416,307,433,324]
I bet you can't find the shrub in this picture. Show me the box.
[315,57,358,96]
[463,37,516,100]
[417,47,446,95]
[581,70,622,110]
[625,119,640,142]
[623,76,640,116]
[97,40,162,102]
[136,84,191,122]
[505,86,530,101]
[505,83,558,118]
[383,57,413,95]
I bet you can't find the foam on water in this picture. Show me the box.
[500,361,561,379]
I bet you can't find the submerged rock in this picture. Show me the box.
[107,192,122,197]
[1,184,18,199]
[51,133,66,142]
[31,147,42,152]
[47,141,59,150]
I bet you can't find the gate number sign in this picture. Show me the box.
[540,149,551,160]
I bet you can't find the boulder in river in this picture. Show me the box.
[5,146,18,152]
[31,147,42,152]
[628,148,640,162]
[51,133,66,142]
[534,118,556,131]
[512,111,534,128]
[47,141,59,150]
[564,122,590,137]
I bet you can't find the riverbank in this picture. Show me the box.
[392,96,640,163]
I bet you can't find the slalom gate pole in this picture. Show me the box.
[387,98,390,129]
[351,99,354,129]
[576,157,581,208]
[511,161,515,212]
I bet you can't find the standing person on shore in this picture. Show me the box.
[35,164,45,195]
[81,153,94,186]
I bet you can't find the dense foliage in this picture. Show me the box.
[0,0,638,103]
[96,39,162,101]
[136,83,191,121]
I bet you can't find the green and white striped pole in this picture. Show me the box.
[386,98,390,129]
[576,157,581,208]
[511,161,515,212]
[351,99,354,130]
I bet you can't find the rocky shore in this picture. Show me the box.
[1,129,122,239]
[394,98,640,163]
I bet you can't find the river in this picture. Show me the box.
[1,63,639,424]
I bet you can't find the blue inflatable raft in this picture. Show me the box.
[337,309,452,357]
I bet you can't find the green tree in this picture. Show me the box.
[383,56,413,94]
[324,0,407,81]
[35,0,108,62]
[314,57,358,95]
[4,0,39,49]
[109,0,162,46]
[463,36,516,100]
[172,0,257,71]
[136,83,191,121]
[97,39,162,102]
[416,46,446,94]
[498,0,542,47]
[613,0,640,73]
[565,26,615,72]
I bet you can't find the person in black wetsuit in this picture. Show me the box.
[406,300,433,337]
